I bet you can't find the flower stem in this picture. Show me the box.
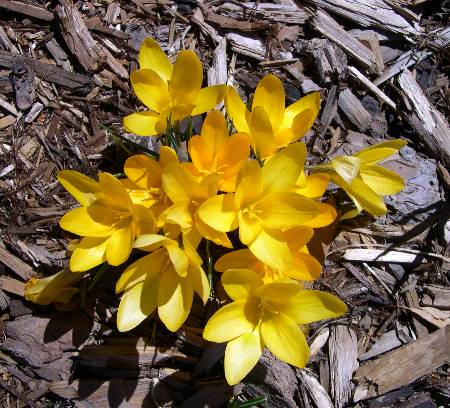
[205,239,215,297]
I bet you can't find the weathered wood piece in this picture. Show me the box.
[311,10,379,74]
[343,248,419,263]
[338,88,372,132]
[55,0,105,72]
[0,50,92,89]
[422,285,450,309]
[353,326,450,401]
[329,325,358,408]
[297,369,334,408]
[0,276,25,296]
[0,246,34,280]
[348,65,396,109]
[85,17,130,39]
[208,37,227,87]
[45,38,72,71]
[359,327,411,360]
[11,60,35,111]
[226,33,291,61]
[0,0,54,21]
[398,70,450,167]
[303,0,420,37]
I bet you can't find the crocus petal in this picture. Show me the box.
[189,262,210,304]
[262,142,306,194]
[215,249,256,272]
[123,111,166,137]
[99,172,133,211]
[124,155,163,190]
[163,163,199,202]
[360,164,405,195]
[302,203,337,228]
[237,212,263,246]
[203,299,259,342]
[116,249,166,292]
[225,330,263,385]
[159,146,179,167]
[249,230,292,272]
[222,268,264,300]
[275,290,347,324]
[198,194,238,232]
[249,106,275,158]
[131,69,170,113]
[199,110,228,152]
[289,252,322,281]
[138,37,173,82]
[295,173,330,199]
[256,192,320,229]
[58,170,101,206]
[158,268,194,332]
[252,74,285,133]
[189,135,214,172]
[70,237,108,272]
[218,133,251,171]
[282,92,320,130]
[355,139,407,164]
[235,160,263,209]
[133,234,176,251]
[261,313,310,368]
[191,85,227,116]
[289,108,317,140]
[331,156,362,185]
[59,207,113,237]
[166,245,189,277]
[106,223,135,266]
[158,199,193,231]
[225,86,250,134]
[195,219,233,248]
[282,226,315,250]
[117,279,158,332]
[169,50,202,105]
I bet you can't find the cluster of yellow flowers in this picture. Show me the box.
[25,38,407,385]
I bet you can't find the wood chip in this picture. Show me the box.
[0,276,25,296]
[0,0,54,21]
[343,248,419,263]
[353,326,450,401]
[298,369,334,408]
[0,245,35,280]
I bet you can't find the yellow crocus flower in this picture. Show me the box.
[327,139,407,219]
[198,143,322,271]
[124,38,226,136]
[215,226,322,283]
[116,234,209,332]
[203,269,347,385]
[188,110,250,192]
[24,269,84,305]
[225,74,320,159]
[58,171,156,271]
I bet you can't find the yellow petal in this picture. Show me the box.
[117,279,158,332]
[169,50,202,105]
[256,192,320,229]
[203,299,259,342]
[124,155,163,189]
[218,133,250,172]
[215,249,256,272]
[261,312,310,368]
[282,92,320,130]
[131,69,170,112]
[59,207,113,237]
[249,106,274,158]
[225,330,263,385]
[70,237,108,272]
[116,248,166,292]
[302,203,337,228]
[57,170,101,206]
[198,194,238,232]
[133,234,176,251]
[106,223,135,266]
[162,163,199,202]
[138,37,173,82]
[275,290,347,324]
[252,74,285,132]
[289,108,317,140]
[237,211,263,245]
[331,155,362,184]
[123,111,166,137]
[288,252,322,281]
[249,230,292,272]
[189,262,210,304]
[360,164,405,195]
[199,110,228,153]
[166,245,189,277]
[189,136,214,172]
[195,219,233,248]
[192,85,227,116]
[159,146,179,167]
[262,142,306,193]
[355,139,407,164]
[222,268,264,300]
[235,160,263,209]
[295,173,330,199]
[132,204,157,236]
[282,226,314,250]
[225,86,250,134]
[158,268,194,332]
[99,172,133,211]
[158,199,193,231]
